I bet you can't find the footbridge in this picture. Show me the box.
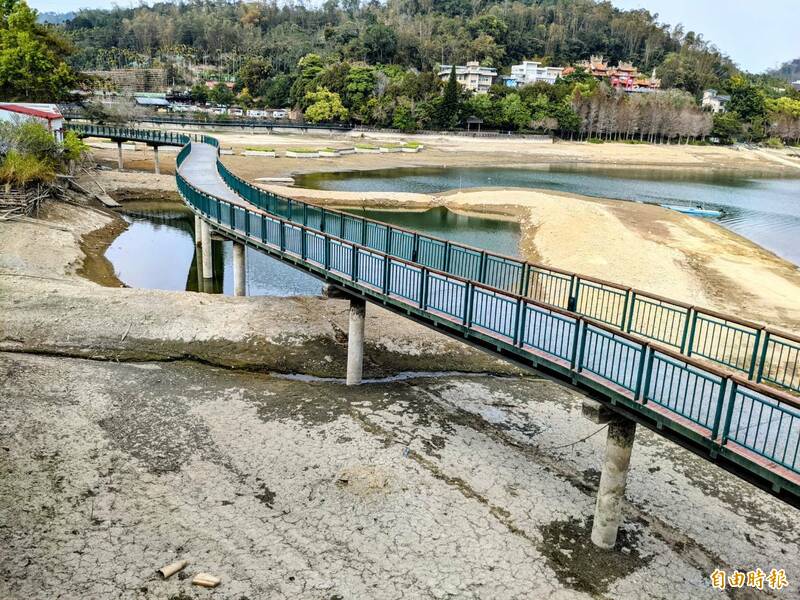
[70,123,800,546]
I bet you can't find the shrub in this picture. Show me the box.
[763,137,784,149]
[587,137,604,144]
[287,148,318,153]
[355,143,378,149]
[0,151,56,187]
[62,130,89,162]
[245,146,275,152]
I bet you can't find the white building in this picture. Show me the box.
[438,61,497,94]
[510,61,564,86]
[701,89,730,113]
[0,103,64,141]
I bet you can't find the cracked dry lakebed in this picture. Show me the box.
[1,353,798,599]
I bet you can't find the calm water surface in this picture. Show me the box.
[106,166,800,294]
[296,166,800,265]
[105,205,519,295]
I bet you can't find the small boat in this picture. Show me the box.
[660,204,722,218]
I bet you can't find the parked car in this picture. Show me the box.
[229,107,244,117]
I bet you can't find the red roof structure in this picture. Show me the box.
[0,103,62,121]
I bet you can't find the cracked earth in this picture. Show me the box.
[1,353,797,599]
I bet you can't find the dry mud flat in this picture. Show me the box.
[2,353,799,600]
[0,167,798,597]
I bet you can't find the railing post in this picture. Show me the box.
[412,234,419,262]
[361,219,368,246]
[747,328,764,380]
[513,298,526,347]
[620,288,631,330]
[568,275,578,312]
[443,242,451,273]
[519,263,530,297]
[382,256,391,294]
[351,244,359,281]
[625,291,637,333]
[719,379,738,446]
[419,267,428,309]
[569,318,582,370]
[462,282,472,326]
[385,226,392,254]
[323,236,330,270]
[639,347,657,404]
[301,227,307,260]
[710,376,731,440]
[679,307,693,353]
[633,343,648,400]
[756,331,771,383]
[279,222,286,252]
[576,322,589,373]
[685,310,699,357]
[478,251,487,282]
[320,208,326,233]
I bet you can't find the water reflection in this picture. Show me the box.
[297,166,800,265]
[105,207,323,296]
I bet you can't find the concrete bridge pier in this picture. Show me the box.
[152,145,160,175]
[233,242,246,296]
[116,141,124,171]
[194,216,202,246]
[583,400,637,549]
[200,220,213,280]
[346,297,366,386]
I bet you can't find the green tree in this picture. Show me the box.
[262,74,292,108]
[237,57,272,93]
[437,65,461,129]
[343,66,376,119]
[190,83,209,104]
[727,76,766,122]
[304,87,349,123]
[499,93,531,130]
[209,83,235,106]
[0,0,79,100]
[711,111,742,143]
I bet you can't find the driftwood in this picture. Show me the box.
[0,185,50,221]
[157,559,189,579]
[191,573,221,588]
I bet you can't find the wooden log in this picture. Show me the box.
[192,573,221,588]
[157,559,188,579]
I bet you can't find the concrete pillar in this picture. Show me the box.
[232,242,246,297]
[194,215,202,246]
[346,297,366,386]
[201,220,213,280]
[591,417,637,549]
[152,145,160,175]
[116,141,124,171]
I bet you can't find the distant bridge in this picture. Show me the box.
[69,123,800,548]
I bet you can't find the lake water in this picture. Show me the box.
[296,166,800,265]
[105,205,519,295]
[106,166,800,295]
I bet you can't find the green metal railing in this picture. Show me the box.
[175,161,800,494]
[69,122,800,398]
[212,147,799,397]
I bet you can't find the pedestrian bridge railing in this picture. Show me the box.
[176,149,800,498]
[68,124,800,500]
[213,148,800,397]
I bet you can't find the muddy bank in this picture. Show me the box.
[0,201,520,377]
[2,351,798,599]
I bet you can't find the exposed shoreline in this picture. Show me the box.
[84,138,800,333]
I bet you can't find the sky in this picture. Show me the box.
[27,0,799,73]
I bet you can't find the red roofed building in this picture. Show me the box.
[0,103,65,141]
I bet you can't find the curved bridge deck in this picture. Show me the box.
[69,124,800,506]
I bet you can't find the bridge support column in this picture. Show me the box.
[591,415,637,550]
[232,242,246,296]
[116,141,124,171]
[201,220,213,280]
[152,145,160,175]
[194,215,202,246]
[346,297,366,386]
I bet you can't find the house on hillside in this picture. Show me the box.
[437,62,497,93]
[0,103,64,141]
[701,89,730,113]
[573,56,660,91]
[510,61,564,86]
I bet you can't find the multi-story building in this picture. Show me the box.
[437,61,497,93]
[510,61,564,86]
[701,89,731,113]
